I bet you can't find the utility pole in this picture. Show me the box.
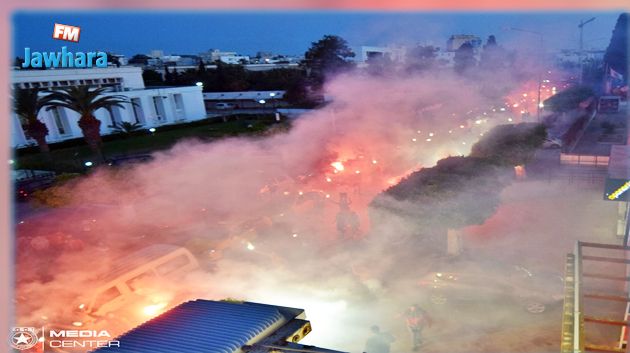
[578,17,596,83]
[507,27,544,122]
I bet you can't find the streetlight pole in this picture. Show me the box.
[578,17,596,84]
[507,27,544,122]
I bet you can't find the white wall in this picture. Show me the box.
[12,86,206,148]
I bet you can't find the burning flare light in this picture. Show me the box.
[331,161,345,172]
[142,302,168,317]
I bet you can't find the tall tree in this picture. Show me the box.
[197,59,207,75]
[604,13,628,81]
[13,88,54,154]
[164,66,175,85]
[453,42,477,75]
[479,35,506,70]
[14,57,25,68]
[302,35,355,86]
[143,69,165,86]
[406,45,438,72]
[104,52,121,67]
[214,62,249,91]
[45,86,130,160]
[128,54,152,66]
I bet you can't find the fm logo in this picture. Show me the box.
[53,23,81,43]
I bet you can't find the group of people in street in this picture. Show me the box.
[364,305,432,353]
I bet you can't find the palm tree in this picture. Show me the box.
[45,86,130,160]
[109,121,143,137]
[13,88,54,154]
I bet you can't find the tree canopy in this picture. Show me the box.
[479,35,512,71]
[302,35,355,85]
[604,13,628,80]
[469,123,547,166]
[13,88,53,153]
[543,85,595,113]
[453,42,477,75]
[370,123,546,234]
[370,156,508,231]
[406,45,438,72]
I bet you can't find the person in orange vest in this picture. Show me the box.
[404,304,432,351]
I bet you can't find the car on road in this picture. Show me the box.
[542,138,563,149]
[215,102,236,110]
[417,258,564,314]
[106,154,154,167]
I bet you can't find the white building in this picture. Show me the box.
[11,67,207,148]
[446,35,482,51]
[199,49,237,63]
[435,50,456,67]
[555,49,605,68]
[360,46,407,63]
[219,55,250,65]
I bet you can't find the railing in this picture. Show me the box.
[574,242,585,353]
[562,253,576,353]
[560,154,610,167]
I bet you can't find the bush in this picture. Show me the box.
[543,86,595,113]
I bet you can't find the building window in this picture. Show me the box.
[51,108,68,136]
[174,94,183,110]
[152,96,165,121]
[131,98,145,124]
[108,107,123,126]
[173,94,184,120]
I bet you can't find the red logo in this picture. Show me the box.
[52,23,81,43]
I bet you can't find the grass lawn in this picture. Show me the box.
[15,115,286,173]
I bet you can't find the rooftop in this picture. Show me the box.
[11,66,142,78]
[91,299,346,353]
[203,91,285,101]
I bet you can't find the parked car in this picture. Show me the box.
[542,137,563,149]
[107,154,154,167]
[14,169,56,201]
[417,259,564,314]
[215,102,236,110]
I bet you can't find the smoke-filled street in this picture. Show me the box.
[9,11,629,353]
[13,70,621,353]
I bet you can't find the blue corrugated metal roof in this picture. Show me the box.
[92,300,290,353]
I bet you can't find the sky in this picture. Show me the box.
[12,11,622,58]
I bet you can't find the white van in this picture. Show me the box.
[57,245,199,330]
